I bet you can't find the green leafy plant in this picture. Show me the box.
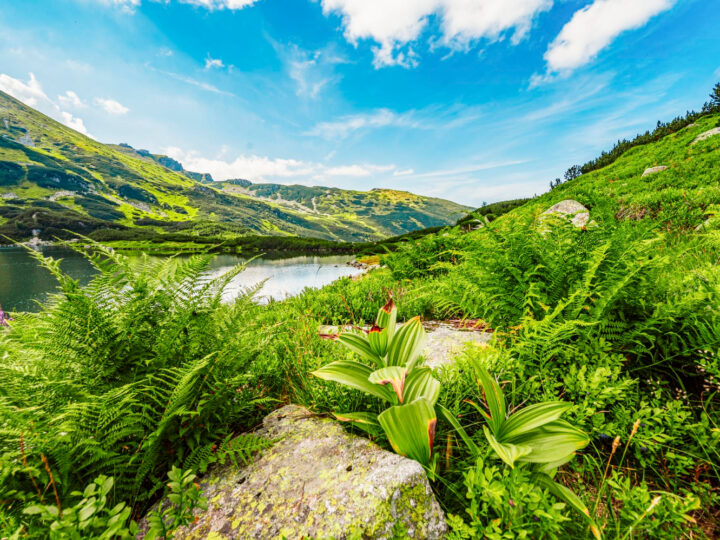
[144,467,207,540]
[21,475,137,540]
[440,360,600,538]
[312,299,440,466]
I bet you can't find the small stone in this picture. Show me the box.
[641,166,667,177]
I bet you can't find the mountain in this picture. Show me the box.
[0,91,471,242]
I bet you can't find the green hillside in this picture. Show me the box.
[0,91,470,242]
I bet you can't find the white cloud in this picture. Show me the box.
[164,146,397,183]
[95,97,130,115]
[58,90,86,108]
[0,72,91,136]
[320,0,552,67]
[305,109,414,138]
[393,168,414,176]
[96,0,257,10]
[0,72,48,107]
[178,0,258,9]
[544,0,675,73]
[205,56,225,69]
[60,111,89,135]
[325,164,395,177]
[156,69,235,96]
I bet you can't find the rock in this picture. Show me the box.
[1,192,18,200]
[691,127,720,145]
[140,405,447,539]
[540,199,590,228]
[641,166,668,177]
[17,131,34,147]
[696,217,719,231]
[423,322,491,369]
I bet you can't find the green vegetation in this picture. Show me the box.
[314,301,440,466]
[0,91,469,243]
[2,90,720,539]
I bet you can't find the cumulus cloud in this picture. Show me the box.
[95,97,129,115]
[320,0,552,67]
[544,0,675,73]
[58,90,86,108]
[164,146,396,183]
[0,72,92,136]
[204,56,225,69]
[60,111,89,135]
[0,72,48,107]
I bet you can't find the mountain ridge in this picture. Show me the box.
[0,90,471,243]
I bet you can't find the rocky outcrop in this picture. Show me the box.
[641,166,668,177]
[140,405,447,539]
[423,322,491,369]
[692,127,720,145]
[540,199,590,228]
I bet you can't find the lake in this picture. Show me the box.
[0,246,364,312]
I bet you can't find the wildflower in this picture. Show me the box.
[630,419,641,439]
[0,306,12,327]
[508,499,515,507]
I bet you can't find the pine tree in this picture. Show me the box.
[711,82,720,109]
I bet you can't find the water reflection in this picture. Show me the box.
[0,247,362,312]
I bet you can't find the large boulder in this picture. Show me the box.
[540,199,590,228]
[642,166,668,177]
[141,405,447,539]
[692,127,720,145]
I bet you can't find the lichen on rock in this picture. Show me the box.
[139,405,447,539]
[540,199,590,229]
[641,166,668,177]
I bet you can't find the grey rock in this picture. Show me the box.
[692,127,720,145]
[423,322,491,369]
[139,405,447,539]
[541,199,590,228]
[641,166,668,177]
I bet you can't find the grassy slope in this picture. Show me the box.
[505,113,720,228]
[0,91,470,242]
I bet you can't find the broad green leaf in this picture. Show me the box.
[369,366,408,403]
[532,472,601,539]
[483,425,530,468]
[312,360,394,402]
[386,317,427,368]
[378,398,436,466]
[404,367,441,405]
[500,401,572,440]
[511,420,589,464]
[333,411,382,436]
[332,411,379,425]
[375,297,397,340]
[439,404,480,456]
[337,332,384,366]
[367,325,390,358]
[473,363,506,435]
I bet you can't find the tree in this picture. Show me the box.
[564,165,582,182]
[711,82,720,109]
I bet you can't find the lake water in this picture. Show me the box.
[0,246,364,312]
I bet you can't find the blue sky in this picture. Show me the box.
[0,0,718,206]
